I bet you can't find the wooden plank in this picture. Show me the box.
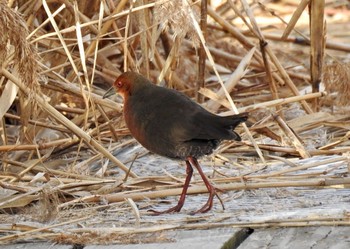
[237,227,350,249]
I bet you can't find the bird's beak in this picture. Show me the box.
[103,86,116,99]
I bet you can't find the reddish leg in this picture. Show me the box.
[150,160,193,214]
[187,156,223,214]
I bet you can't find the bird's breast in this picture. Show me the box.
[123,104,146,145]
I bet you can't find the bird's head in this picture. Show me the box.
[103,72,145,99]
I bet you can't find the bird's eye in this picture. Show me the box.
[116,81,123,88]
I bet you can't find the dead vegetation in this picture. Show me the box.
[0,0,350,245]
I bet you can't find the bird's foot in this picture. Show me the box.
[191,186,225,214]
[214,187,225,211]
[148,203,184,215]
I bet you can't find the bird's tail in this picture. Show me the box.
[222,112,249,129]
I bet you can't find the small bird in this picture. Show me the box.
[104,72,248,214]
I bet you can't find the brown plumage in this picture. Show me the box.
[104,72,248,214]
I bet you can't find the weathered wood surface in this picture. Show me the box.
[237,227,350,249]
[1,154,350,245]
[1,227,349,248]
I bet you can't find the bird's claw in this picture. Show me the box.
[148,204,183,215]
[190,187,225,214]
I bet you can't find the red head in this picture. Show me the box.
[112,72,150,99]
[112,72,132,99]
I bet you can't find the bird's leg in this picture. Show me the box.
[149,160,193,214]
[187,156,224,214]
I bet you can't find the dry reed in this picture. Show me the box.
[0,0,350,245]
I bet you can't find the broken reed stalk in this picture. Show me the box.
[0,169,109,184]
[207,91,326,115]
[0,176,116,209]
[206,48,256,112]
[272,113,311,158]
[264,45,314,114]
[282,0,310,39]
[206,4,254,49]
[42,75,123,112]
[0,216,90,244]
[233,0,283,116]
[135,0,150,77]
[251,33,350,53]
[242,156,346,179]
[0,138,73,151]
[196,0,207,103]
[59,176,350,207]
[309,0,325,110]
[67,224,178,235]
[319,131,350,150]
[244,143,350,156]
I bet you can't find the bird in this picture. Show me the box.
[104,71,248,214]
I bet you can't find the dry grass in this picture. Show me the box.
[1,0,350,245]
[323,61,350,106]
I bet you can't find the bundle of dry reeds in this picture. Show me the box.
[0,0,350,245]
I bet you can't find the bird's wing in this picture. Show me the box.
[138,85,243,143]
[161,102,232,142]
